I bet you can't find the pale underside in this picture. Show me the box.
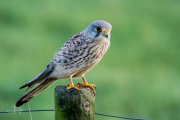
[49,32,110,79]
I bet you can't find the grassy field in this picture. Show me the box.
[0,0,180,120]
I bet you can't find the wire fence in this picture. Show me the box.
[0,109,149,120]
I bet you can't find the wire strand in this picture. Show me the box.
[0,109,149,120]
[94,112,147,120]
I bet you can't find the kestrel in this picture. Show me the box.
[15,20,112,107]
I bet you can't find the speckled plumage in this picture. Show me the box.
[15,20,112,107]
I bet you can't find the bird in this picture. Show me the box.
[15,20,112,107]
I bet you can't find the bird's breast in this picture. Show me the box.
[53,40,110,79]
[71,40,110,78]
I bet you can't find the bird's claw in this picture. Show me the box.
[77,82,96,95]
[67,84,80,92]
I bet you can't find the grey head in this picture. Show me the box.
[84,20,112,41]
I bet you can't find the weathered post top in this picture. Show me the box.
[54,85,95,120]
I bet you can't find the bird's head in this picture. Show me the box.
[84,20,112,42]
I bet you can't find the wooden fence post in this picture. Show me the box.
[54,85,95,120]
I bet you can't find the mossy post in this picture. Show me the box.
[54,85,95,120]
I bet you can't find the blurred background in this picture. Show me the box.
[0,0,180,120]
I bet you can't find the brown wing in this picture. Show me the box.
[51,31,94,65]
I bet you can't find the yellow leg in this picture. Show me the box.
[78,76,96,94]
[67,76,80,91]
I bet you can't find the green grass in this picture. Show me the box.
[0,0,180,120]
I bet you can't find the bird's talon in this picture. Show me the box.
[67,84,81,92]
[77,82,96,94]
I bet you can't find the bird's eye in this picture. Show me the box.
[96,27,102,32]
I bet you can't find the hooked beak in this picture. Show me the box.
[102,30,109,38]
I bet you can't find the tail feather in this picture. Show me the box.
[19,73,42,91]
[16,62,56,107]
[19,63,55,91]
[15,78,56,107]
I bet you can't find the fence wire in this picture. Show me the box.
[0,109,148,120]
